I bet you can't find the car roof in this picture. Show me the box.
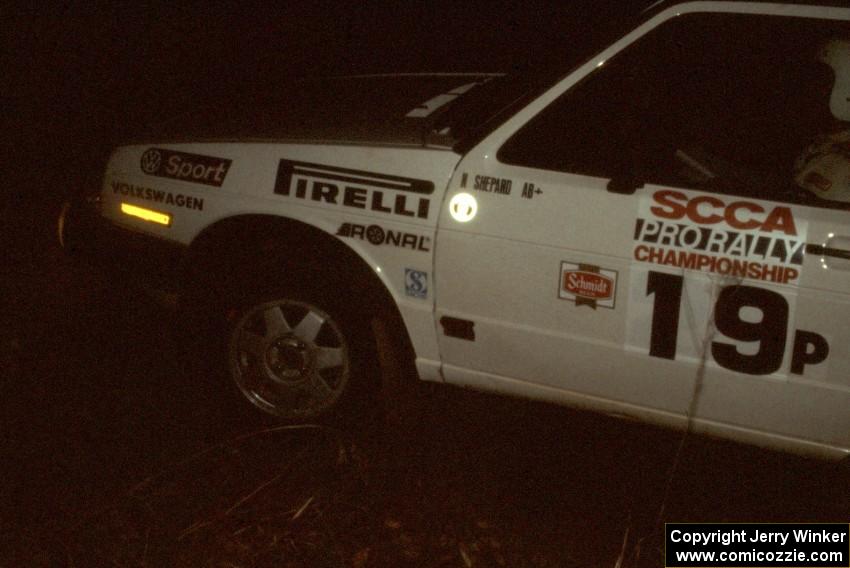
[644,0,850,17]
[650,0,850,8]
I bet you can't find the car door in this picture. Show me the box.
[434,4,850,455]
[433,8,705,427]
[624,9,850,455]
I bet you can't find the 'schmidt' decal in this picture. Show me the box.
[559,262,617,309]
[274,160,433,219]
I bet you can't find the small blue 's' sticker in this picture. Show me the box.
[405,269,428,299]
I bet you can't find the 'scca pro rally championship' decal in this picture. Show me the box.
[274,160,433,219]
[140,148,232,187]
[627,189,829,378]
[633,189,806,284]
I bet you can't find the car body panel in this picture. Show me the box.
[101,142,462,375]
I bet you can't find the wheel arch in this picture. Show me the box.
[180,213,417,362]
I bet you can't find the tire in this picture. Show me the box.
[223,277,380,423]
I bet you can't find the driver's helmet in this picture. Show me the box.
[793,39,850,203]
[820,39,850,122]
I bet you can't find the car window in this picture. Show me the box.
[498,12,850,210]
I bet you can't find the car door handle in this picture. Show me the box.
[806,244,850,260]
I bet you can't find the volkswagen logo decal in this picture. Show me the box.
[140,149,162,174]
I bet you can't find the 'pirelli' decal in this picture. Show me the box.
[274,160,433,219]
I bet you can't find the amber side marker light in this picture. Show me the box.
[120,203,171,226]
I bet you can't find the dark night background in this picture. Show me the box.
[3,1,642,205]
[2,3,848,567]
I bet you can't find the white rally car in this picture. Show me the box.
[63,1,850,460]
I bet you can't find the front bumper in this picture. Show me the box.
[58,197,186,303]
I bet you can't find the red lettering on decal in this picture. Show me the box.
[650,189,688,220]
[687,195,724,224]
[762,206,797,236]
[564,271,613,300]
[649,190,797,235]
[725,201,763,230]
